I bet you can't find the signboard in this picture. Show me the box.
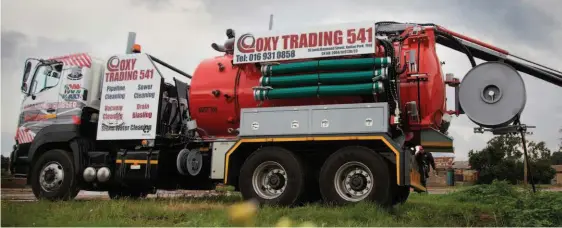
[97,53,162,140]
[233,21,376,64]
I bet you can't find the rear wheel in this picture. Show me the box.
[319,146,391,206]
[31,149,79,201]
[239,147,307,206]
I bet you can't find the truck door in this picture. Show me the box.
[18,60,64,145]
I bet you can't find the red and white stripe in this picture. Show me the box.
[49,53,92,68]
[16,127,35,144]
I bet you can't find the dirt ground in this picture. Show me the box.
[0,188,236,202]
[2,178,560,202]
[0,187,477,202]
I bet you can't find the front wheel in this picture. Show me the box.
[319,146,391,206]
[30,149,79,201]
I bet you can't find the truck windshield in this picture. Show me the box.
[32,63,62,94]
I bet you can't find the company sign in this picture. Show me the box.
[233,21,376,64]
[97,53,161,140]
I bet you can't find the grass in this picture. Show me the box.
[2,182,561,227]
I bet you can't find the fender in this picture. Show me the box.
[28,124,81,173]
[223,134,408,186]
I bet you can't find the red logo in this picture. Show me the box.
[106,56,137,72]
[107,56,120,72]
[236,33,256,53]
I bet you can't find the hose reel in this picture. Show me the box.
[458,61,527,128]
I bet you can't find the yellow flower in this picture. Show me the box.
[299,221,316,227]
[227,199,258,226]
[275,216,292,227]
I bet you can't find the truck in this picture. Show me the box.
[10,21,562,206]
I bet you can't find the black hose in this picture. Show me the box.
[377,39,396,108]
[435,30,476,67]
[417,39,422,118]
[233,67,242,124]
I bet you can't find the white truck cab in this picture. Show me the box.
[16,53,104,145]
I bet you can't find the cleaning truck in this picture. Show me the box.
[10,21,562,206]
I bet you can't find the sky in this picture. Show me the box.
[1,0,561,160]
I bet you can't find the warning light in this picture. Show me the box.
[132,44,142,53]
[141,140,148,147]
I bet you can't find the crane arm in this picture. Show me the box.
[376,22,562,87]
[435,26,562,87]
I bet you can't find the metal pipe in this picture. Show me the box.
[148,55,192,79]
[126,32,136,54]
[435,35,562,87]
[436,26,509,55]
[269,14,274,31]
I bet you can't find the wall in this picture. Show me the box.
[553,165,562,185]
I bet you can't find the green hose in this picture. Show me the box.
[262,57,391,76]
[260,68,388,87]
[254,82,385,101]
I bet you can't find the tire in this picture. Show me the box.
[30,149,79,201]
[319,146,391,206]
[108,188,149,200]
[238,146,307,206]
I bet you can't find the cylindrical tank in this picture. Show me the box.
[188,56,365,137]
[396,28,446,129]
[189,28,448,138]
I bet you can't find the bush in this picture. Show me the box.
[451,180,562,226]
[469,135,557,185]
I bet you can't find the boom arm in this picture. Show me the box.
[376,22,562,87]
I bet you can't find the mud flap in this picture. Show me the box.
[115,149,159,187]
[409,168,427,192]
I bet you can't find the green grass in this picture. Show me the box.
[2,182,561,227]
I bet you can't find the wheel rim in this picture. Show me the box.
[252,161,287,199]
[39,161,65,192]
[334,161,374,202]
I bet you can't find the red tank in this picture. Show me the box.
[188,56,365,137]
[395,27,447,130]
[188,27,447,138]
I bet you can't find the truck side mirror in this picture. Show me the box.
[21,61,33,94]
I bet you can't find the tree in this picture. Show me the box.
[558,128,562,152]
[526,141,556,184]
[1,155,10,176]
[468,134,556,185]
[469,134,523,184]
[553,152,562,165]
[553,127,562,165]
